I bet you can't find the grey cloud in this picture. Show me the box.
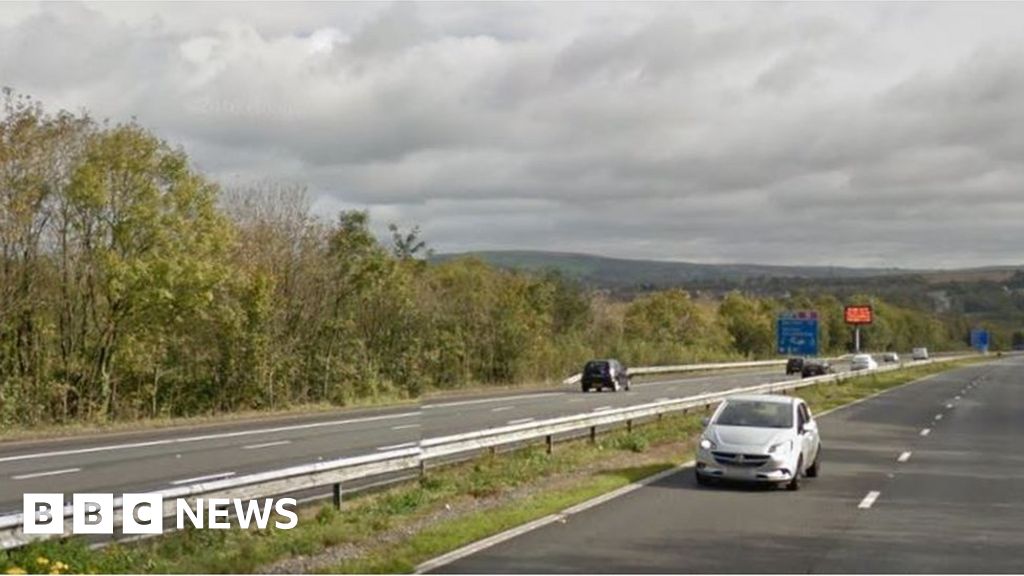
[2,2,1024,268]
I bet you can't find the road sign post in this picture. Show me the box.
[777,311,819,356]
[844,305,873,353]
[970,329,990,353]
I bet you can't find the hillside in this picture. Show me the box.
[434,250,911,289]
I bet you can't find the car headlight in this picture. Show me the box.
[768,440,793,454]
[699,438,716,450]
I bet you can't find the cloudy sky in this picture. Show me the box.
[2,2,1023,268]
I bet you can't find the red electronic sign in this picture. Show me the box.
[844,305,873,325]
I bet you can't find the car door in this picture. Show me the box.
[798,402,819,465]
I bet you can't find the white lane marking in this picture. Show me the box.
[921,428,931,436]
[567,398,586,403]
[897,451,912,463]
[415,463,688,574]
[377,442,417,451]
[592,406,613,412]
[934,414,943,421]
[242,440,291,450]
[858,491,881,509]
[507,418,535,425]
[945,403,953,409]
[655,398,671,403]
[170,471,235,485]
[491,406,515,413]
[11,467,81,480]
[391,424,421,431]
[426,392,564,409]
[954,395,961,400]
[0,411,419,464]
[815,371,948,420]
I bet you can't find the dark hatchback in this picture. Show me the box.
[801,359,832,378]
[581,359,631,392]
[786,358,804,375]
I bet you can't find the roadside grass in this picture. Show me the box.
[0,357,988,575]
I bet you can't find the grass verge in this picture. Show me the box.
[0,358,989,575]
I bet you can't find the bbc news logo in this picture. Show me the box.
[23,494,298,535]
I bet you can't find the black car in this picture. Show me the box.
[581,359,631,392]
[786,357,805,375]
[801,359,832,378]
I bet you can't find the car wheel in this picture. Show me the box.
[695,470,712,487]
[581,384,590,393]
[786,456,803,491]
[806,448,821,478]
[623,377,631,391]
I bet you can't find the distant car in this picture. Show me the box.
[580,359,631,392]
[881,352,899,363]
[801,359,831,378]
[850,354,878,371]
[912,347,929,360]
[695,394,821,490]
[785,358,805,375]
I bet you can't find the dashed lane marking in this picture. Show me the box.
[242,440,291,450]
[858,491,881,509]
[12,468,81,480]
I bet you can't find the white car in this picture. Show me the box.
[695,394,821,490]
[912,347,929,360]
[850,354,878,371]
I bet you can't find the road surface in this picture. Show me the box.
[0,364,811,513]
[436,356,1021,573]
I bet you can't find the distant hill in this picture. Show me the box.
[433,251,913,289]
[433,251,1024,346]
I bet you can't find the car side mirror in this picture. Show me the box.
[701,417,710,427]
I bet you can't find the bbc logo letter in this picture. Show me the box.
[23,493,64,535]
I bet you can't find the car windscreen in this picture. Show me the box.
[715,401,793,428]
[584,361,609,374]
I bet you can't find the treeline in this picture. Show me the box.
[0,92,966,429]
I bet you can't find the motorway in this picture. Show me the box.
[0,364,812,513]
[436,356,1023,573]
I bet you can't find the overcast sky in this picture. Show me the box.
[2,2,1023,269]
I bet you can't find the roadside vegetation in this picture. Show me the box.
[0,90,977,433]
[0,358,987,574]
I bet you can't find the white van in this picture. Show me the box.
[912,347,929,360]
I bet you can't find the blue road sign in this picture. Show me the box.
[777,311,819,356]
[970,329,989,351]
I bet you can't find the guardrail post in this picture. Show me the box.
[332,483,342,509]
[546,434,553,454]
[627,419,633,433]
[589,426,597,444]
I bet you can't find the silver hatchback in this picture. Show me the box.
[695,394,821,490]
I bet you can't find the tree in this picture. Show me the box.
[719,292,774,358]
[389,223,430,260]
[62,122,231,419]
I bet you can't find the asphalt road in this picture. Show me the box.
[0,364,814,513]
[437,356,1022,573]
